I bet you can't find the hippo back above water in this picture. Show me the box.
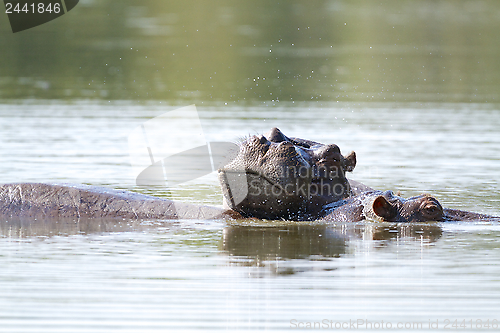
[0,183,239,221]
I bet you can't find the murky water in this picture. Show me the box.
[1,102,500,332]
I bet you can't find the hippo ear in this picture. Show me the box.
[343,151,356,172]
[371,196,397,221]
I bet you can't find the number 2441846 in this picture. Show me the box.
[5,2,62,14]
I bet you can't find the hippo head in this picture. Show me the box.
[218,127,356,220]
[362,191,444,222]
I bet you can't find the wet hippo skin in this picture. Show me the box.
[321,190,498,222]
[218,127,356,220]
[0,183,239,221]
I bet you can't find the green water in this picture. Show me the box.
[1,0,500,103]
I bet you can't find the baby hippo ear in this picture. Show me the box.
[343,151,356,172]
[371,195,397,221]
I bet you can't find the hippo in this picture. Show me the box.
[322,190,497,222]
[0,128,497,223]
[218,127,356,220]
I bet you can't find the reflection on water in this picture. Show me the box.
[222,224,346,261]
[221,223,442,275]
[1,102,500,331]
[1,215,444,278]
[1,0,500,103]
[0,217,158,238]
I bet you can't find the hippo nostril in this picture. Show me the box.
[258,135,268,144]
[315,144,341,157]
[314,144,342,164]
[326,144,341,155]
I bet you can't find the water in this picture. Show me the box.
[2,1,500,104]
[1,102,500,332]
[2,0,500,330]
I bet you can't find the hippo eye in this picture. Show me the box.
[423,204,440,217]
[417,197,443,221]
[426,206,436,213]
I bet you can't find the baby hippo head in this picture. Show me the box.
[363,191,444,222]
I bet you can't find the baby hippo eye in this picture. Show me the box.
[421,202,442,219]
[425,205,437,213]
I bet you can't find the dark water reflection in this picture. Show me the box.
[222,223,444,258]
[222,224,347,261]
[0,217,156,238]
[221,222,443,274]
[1,216,443,276]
